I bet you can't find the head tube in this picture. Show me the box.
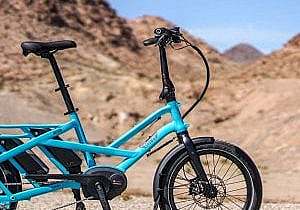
[168,101,188,133]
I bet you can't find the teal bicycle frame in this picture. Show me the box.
[0,100,188,204]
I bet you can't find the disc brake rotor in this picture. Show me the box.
[190,174,227,209]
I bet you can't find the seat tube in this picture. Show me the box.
[70,113,96,167]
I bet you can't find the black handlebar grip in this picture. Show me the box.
[143,37,159,46]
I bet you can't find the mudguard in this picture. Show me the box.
[152,136,215,208]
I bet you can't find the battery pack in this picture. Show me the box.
[30,128,82,174]
[0,138,49,182]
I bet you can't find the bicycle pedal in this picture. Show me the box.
[95,182,111,210]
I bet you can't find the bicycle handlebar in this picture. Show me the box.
[143,27,182,47]
[143,26,211,119]
[143,37,159,46]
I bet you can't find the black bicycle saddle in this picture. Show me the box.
[21,40,76,57]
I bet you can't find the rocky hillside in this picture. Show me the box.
[128,15,238,81]
[0,1,236,83]
[0,0,139,82]
[223,43,264,63]
[0,0,236,142]
[285,33,300,48]
[239,34,300,79]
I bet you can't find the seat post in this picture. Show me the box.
[45,53,77,115]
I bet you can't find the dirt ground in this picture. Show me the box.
[18,192,300,210]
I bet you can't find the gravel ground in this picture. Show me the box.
[15,191,300,210]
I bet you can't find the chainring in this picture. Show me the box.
[81,166,127,200]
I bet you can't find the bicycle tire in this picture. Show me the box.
[160,140,262,210]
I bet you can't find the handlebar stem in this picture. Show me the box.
[158,46,176,102]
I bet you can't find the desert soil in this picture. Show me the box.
[17,192,300,210]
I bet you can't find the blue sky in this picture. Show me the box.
[108,0,299,53]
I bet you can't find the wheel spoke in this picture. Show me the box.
[219,202,232,210]
[212,153,215,175]
[223,173,243,182]
[216,158,228,177]
[190,203,197,210]
[225,167,239,182]
[170,183,190,190]
[221,162,234,180]
[226,179,246,185]
[175,179,187,186]
[177,200,196,209]
[213,155,221,176]
[177,173,191,182]
[226,196,244,209]
[175,198,195,204]
[168,148,255,210]
[227,193,247,203]
[226,186,247,193]
[183,162,197,178]
[174,191,189,196]
[205,154,211,175]
[228,194,247,197]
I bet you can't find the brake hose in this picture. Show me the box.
[179,37,211,119]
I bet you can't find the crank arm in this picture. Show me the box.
[95,182,111,210]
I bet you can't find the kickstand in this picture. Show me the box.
[95,182,111,210]
[72,189,86,210]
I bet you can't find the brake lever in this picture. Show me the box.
[155,34,167,46]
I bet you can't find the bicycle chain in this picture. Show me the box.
[51,197,92,210]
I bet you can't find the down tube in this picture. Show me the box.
[117,122,175,172]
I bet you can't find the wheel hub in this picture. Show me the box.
[189,174,227,209]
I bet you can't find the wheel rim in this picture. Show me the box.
[0,164,20,209]
[0,166,8,195]
[167,149,254,210]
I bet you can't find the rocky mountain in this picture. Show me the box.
[223,43,264,63]
[285,33,300,48]
[239,34,300,79]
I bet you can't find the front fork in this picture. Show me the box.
[177,132,209,183]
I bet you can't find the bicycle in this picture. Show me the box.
[0,27,262,210]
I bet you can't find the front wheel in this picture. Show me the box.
[161,141,262,210]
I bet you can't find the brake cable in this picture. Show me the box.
[147,35,211,156]
[176,35,211,119]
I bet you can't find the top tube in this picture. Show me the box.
[0,124,61,129]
